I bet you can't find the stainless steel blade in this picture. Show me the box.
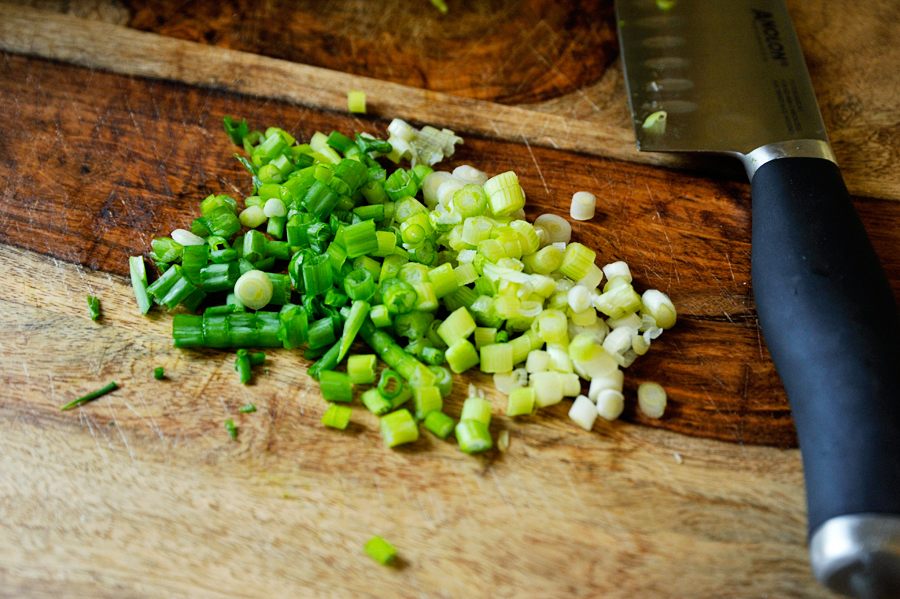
[616,0,829,162]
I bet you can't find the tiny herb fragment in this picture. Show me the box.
[225,419,237,440]
[429,0,448,14]
[347,91,366,114]
[86,295,100,321]
[153,366,165,380]
[364,536,397,565]
[60,381,118,411]
[238,403,257,413]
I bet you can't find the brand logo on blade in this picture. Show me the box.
[752,9,789,67]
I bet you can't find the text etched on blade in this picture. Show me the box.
[752,9,790,67]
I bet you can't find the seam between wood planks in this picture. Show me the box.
[0,4,641,157]
[1,4,894,204]
[1,3,893,203]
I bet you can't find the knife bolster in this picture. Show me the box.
[742,140,836,181]
[809,514,900,599]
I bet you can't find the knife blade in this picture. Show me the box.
[615,1,900,597]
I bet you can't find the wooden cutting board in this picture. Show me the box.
[1,2,899,597]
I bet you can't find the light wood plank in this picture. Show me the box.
[0,244,836,598]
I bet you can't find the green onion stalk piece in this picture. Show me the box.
[86,295,100,321]
[153,366,165,380]
[322,403,353,429]
[361,388,393,415]
[235,349,252,384]
[129,256,152,315]
[225,419,237,440]
[60,381,118,411]
[424,411,455,439]
[380,409,419,447]
[320,370,353,403]
[455,419,492,454]
[348,354,377,385]
[238,403,257,413]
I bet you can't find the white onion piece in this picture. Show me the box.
[554,277,575,293]
[596,389,625,420]
[386,136,414,162]
[607,313,642,330]
[631,332,650,355]
[570,308,598,327]
[525,350,551,373]
[567,285,592,312]
[171,228,205,246]
[534,214,572,244]
[493,368,528,395]
[263,198,287,217]
[387,118,416,142]
[641,289,677,329]
[511,208,527,220]
[602,261,632,283]
[573,348,618,380]
[519,300,543,318]
[421,171,457,209]
[568,320,609,346]
[561,373,581,397]
[569,395,598,430]
[576,264,604,290]
[643,326,664,343]
[602,326,635,356]
[457,249,477,263]
[452,165,489,185]
[436,178,466,208]
[588,370,625,402]
[547,345,574,374]
[638,382,667,418]
[639,313,658,331]
[570,191,596,221]
[234,270,274,310]
[534,225,550,248]
[530,371,564,407]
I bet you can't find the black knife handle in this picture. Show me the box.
[750,157,900,534]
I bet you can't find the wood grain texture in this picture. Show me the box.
[2,4,899,596]
[0,244,838,599]
[0,52,807,446]
[3,2,899,203]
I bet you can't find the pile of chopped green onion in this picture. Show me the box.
[130,115,677,451]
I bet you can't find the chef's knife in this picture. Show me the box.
[615,1,900,597]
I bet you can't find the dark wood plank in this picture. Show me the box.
[6,53,900,448]
[6,3,900,204]
[126,0,619,105]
